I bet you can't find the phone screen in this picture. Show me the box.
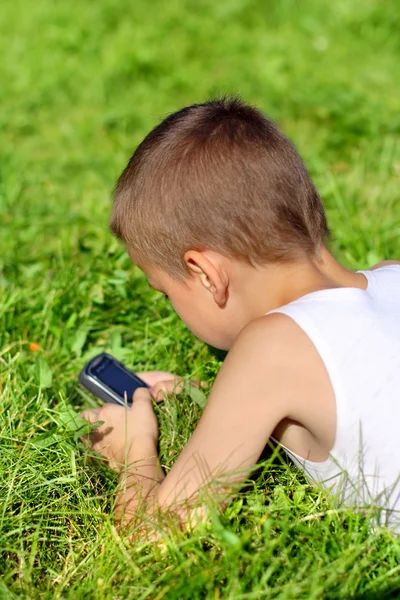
[91,356,146,400]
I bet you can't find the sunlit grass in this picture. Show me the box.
[1,0,399,597]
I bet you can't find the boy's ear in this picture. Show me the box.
[184,250,229,308]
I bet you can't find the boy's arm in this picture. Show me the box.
[154,315,289,509]
[136,313,311,526]
[370,260,400,270]
[83,313,314,535]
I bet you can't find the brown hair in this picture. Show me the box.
[110,97,329,280]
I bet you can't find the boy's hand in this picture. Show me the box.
[81,388,158,471]
[138,371,208,402]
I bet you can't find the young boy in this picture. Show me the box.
[82,97,400,534]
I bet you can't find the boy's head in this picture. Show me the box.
[110,97,329,348]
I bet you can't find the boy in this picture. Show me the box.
[82,98,400,534]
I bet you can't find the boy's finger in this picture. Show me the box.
[81,407,101,424]
[132,387,153,403]
[150,378,209,401]
[190,378,210,390]
[80,408,102,446]
[136,371,176,387]
[201,380,210,389]
[151,378,185,401]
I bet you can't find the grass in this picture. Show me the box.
[1,0,400,597]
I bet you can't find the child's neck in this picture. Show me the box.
[239,246,368,318]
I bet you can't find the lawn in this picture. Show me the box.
[1,0,400,597]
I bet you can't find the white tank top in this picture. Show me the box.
[268,265,400,530]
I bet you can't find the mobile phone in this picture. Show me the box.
[79,353,150,407]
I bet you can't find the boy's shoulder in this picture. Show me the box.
[229,313,336,452]
[235,311,313,359]
[235,312,307,364]
[234,313,328,393]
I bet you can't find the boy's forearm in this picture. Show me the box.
[116,435,165,521]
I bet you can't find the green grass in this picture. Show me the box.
[1,0,400,597]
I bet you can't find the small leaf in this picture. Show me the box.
[188,385,207,408]
[35,356,52,388]
[88,419,104,431]
[73,420,104,441]
[56,407,88,432]
[109,330,122,354]
[91,283,104,304]
[65,312,77,329]
[225,498,243,519]
[293,488,306,505]
[219,529,242,548]
[31,433,62,448]
[71,327,89,357]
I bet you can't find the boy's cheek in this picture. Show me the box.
[170,297,233,349]
[185,319,231,350]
